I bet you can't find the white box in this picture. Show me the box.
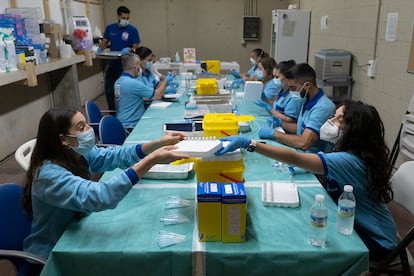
[314,49,351,81]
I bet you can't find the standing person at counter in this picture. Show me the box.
[98,6,141,111]
[216,101,397,261]
[22,107,188,275]
[115,53,173,131]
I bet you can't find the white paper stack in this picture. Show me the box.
[172,137,222,157]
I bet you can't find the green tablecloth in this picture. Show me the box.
[41,87,368,275]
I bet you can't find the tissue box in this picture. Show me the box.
[197,182,222,242]
[221,182,247,242]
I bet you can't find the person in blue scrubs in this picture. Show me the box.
[115,53,173,130]
[258,63,336,153]
[21,107,188,274]
[216,101,397,261]
[98,6,141,111]
[241,48,269,81]
[255,59,303,128]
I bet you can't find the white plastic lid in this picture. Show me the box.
[315,194,325,201]
[344,185,353,192]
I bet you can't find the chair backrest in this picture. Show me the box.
[0,184,31,251]
[85,100,103,136]
[391,161,414,215]
[99,115,126,145]
[14,139,36,171]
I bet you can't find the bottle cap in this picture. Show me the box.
[344,185,353,192]
[315,194,325,201]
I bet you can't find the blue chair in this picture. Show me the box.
[99,115,127,145]
[0,184,46,273]
[85,100,116,141]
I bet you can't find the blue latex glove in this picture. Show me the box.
[165,72,174,84]
[253,99,272,112]
[165,86,177,94]
[215,135,250,155]
[258,127,275,139]
[121,47,131,54]
[231,78,244,89]
[266,116,282,128]
[169,81,179,89]
[230,69,241,79]
[96,48,103,54]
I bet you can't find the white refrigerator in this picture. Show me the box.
[270,9,311,64]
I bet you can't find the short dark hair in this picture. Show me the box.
[285,63,316,85]
[117,6,130,15]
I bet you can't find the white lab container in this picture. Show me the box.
[314,49,352,81]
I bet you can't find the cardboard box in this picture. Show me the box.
[43,23,62,34]
[46,33,62,58]
[221,182,246,242]
[197,182,222,242]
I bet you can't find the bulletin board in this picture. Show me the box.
[408,26,414,73]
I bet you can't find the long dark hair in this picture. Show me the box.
[337,101,393,203]
[134,46,152,60]
[23,107,91,215]
[259,57,276,83]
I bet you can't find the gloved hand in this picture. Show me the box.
[258,127,275,139]
[96,48,103,54]
[230,69,241,79]
[165,85,177,94]
[121,47,131,54]
[231,78,244,89]
[215,135,250,155]
[266,116,282,128]
[169,81,179,89]
[253,99,272,112]
[165,72,174,84]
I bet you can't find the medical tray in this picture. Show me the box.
[262,181,300,207]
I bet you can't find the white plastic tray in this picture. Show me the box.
[142,163,194,179]
[262,181,300,207]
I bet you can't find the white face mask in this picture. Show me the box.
[119,19,129,27]
[70,128,96,155]
[320,119,342,144]
[250,57,256,65]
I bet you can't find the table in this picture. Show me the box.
[155,61,240,73]
[40,87,368,275]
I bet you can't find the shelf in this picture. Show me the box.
[0,55,86,86]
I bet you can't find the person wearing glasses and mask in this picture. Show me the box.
[216,100,397,261]
[21,107,188,275]
[115,53,173,131]
[258,63,335,153]
[98,6,141,111]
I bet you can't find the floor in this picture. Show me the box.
[1,93,413,275]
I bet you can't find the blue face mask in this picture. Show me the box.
[119,19,129,27]
[273,78,283,91]
[70,128,95,155]
[145,61,153,71]
[255,70,263,80]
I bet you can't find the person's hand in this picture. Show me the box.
[230,69,241,79]
[165,86,177,94]
[231,78,244,89]
[96,48,103,54]
[160,131,186,146]
[148,145,189,164]
[165,72,174,84]
[121,47,131,54]
[259,127,275,139]
[169,81,179,88]
[254,99,272,112]
[266,116,282,128]
[215,135,250,155]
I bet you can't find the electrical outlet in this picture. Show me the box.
[367,60,376,78]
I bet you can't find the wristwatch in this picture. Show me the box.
[246,139,257,152]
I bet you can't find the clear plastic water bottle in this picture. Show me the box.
[336,185,356,235]
[114,83,121,110]
[309,194,328,247]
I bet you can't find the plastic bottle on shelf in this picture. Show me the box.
[336,185,356,235]
[309,194,328,247]
[114,83,121,109]
[175,51,180,63]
